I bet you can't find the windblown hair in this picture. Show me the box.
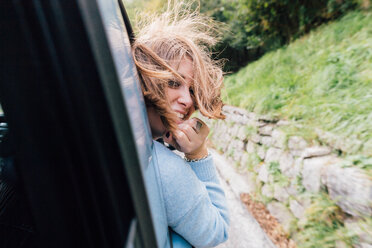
[132,1,225,132]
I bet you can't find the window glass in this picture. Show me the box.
[95,1,171,247]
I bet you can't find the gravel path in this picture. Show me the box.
[212,150,276,248]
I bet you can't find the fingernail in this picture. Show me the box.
[195,121,202,132]
[165,132,170,138]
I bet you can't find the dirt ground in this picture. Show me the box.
[240,193,297,248]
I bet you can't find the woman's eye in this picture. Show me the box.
[168,81,180,88]
[189,87,194,95]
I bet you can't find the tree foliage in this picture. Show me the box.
[124,0,361,71]
[200,0,359,71]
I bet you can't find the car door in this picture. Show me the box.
[0,0,179,247]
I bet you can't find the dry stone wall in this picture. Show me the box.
[203,105,372,246]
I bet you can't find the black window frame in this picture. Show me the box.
[0,0,169,247]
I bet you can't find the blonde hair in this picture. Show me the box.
[132,1,225,132]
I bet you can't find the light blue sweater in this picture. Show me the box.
[153,141,229,248]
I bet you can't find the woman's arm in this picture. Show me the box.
[180,155,230,247]
[154,141,229,248]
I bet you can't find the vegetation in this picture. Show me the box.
[200,0,360,71]
[251,160,359,247]
[123,0,167,23]
[224,11,372,155]
[296,192,356,248]
[341,155,372,177]
[268,162,289,187]
[123,0,365,71]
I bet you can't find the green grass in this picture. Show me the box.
[296,192,357,248]
[268,162,290,187]
[223,11,372,156]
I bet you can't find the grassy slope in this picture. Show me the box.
[223,11,372,155]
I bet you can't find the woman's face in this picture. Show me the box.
[148,57,195,138]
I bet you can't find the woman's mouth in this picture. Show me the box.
[176,112,185,119]
[175,111,188,124]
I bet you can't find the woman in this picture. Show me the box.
[132,3,229,247]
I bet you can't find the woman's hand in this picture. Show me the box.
[164,118,209,160]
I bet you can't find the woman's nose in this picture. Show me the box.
[178,87,193,107]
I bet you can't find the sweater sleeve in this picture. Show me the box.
[154,142,229,248]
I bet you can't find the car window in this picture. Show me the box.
[94,0,171,247]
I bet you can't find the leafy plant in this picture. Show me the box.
[341,155,372,170]
[268,162,290,187]
[244,152,261,172]
[296,192,355,248]
[224,11,372,156]
[295,175,306,194]
[202,0,359,71]
[124,0,361,72]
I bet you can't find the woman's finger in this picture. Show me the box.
[192,118,209,137]
[163,131,178,149]
[182,118,209,143]
[175,124,203,153]
[179,124,197,139]
[164,118,210,154]
[178,119,209,149]
[173,129,192,150]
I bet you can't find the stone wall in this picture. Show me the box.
[204,105,372,247]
